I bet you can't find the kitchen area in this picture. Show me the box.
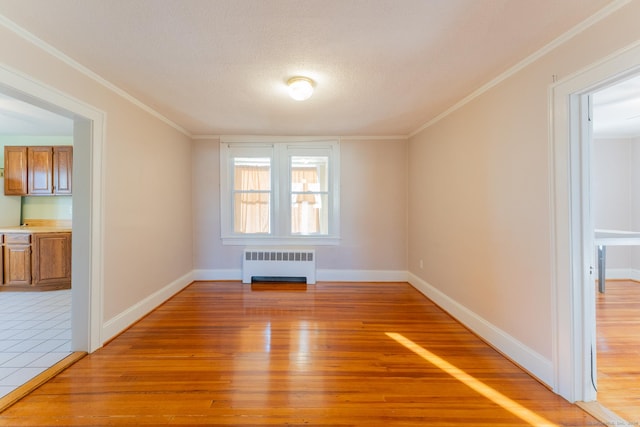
[0,92,74,400]
[1,145,73,291]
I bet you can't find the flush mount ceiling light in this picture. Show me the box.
[287,76,314,101]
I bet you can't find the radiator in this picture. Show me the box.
[242,248,316,284]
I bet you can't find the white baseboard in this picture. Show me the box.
[107,265,549,389]
[317,269,408,282]
[407,272,553,387]
[101,268,408,344]
[102,271,194,342]
[191,269,408,283]
[192,269,241,281]
[605,268,640,282]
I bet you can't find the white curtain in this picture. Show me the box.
[234,165,270,233]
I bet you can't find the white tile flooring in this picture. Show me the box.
[0,289,71,398]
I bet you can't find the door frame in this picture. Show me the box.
[0,64,105,353]
[551,40,640,402]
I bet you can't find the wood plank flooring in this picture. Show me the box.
[596,280,640,424]
[0,281,600,426]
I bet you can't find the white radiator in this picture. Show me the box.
[242,248,316,284]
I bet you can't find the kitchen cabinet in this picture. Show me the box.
[3,146,28,195]
[1,231,71,290]
[28,146,54,195]
[3,146,73,196]
[32,233,71,286]
[2,233,32,286]
[53,146,73,195]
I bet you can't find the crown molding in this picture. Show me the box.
[193,134,408,141]
[409,0,633,138]
[0,14,192,138]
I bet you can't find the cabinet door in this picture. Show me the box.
[3,146,28,196]
[32,233,71,285]
[28,146,54,195]
[3,235,32,286]
[53,146,73,195]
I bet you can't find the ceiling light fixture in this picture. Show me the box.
[287,76,314,101]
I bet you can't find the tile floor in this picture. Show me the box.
[0,289,71,398]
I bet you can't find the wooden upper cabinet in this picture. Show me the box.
[28,146,54,195]
[3,146,72,196]
[3,146,28,195]
[53,146,73,195]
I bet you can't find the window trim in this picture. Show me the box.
[220,136,341,246]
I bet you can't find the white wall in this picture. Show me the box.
[408,1,640,386]
[593,136,640,275]
[593,137,632,269]
[192,137,408,279]
[0,21,194,334]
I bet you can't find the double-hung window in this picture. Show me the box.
[220,137,340,245]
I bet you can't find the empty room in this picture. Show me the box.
[1,0,640,425]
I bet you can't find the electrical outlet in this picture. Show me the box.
[419,259,424,269]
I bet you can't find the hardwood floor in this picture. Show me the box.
[596,280,640,424]
[0,281,600,426]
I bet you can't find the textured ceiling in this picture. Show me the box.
[0,0,618,137]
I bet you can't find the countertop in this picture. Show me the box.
[0,225,72,234]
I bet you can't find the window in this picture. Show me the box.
[220,137,340,245]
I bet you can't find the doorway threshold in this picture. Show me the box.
[0,351,85,413]
[576,401,634,427]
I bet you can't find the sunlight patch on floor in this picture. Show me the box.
[386,332,558,427]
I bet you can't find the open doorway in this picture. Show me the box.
[550,40,640,423]
[590,75,640,422]
[0,64,105,391]
[0,91,74,398]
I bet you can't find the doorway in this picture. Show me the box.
[0,65,105,358]
[590,75,640,422]
[550,40,640,411]
[0,91,74,398]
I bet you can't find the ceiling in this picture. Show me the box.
[0,92,73,136]
[593,74,640,138]
[0,0,627,137]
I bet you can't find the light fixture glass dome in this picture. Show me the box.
[287,77,314,101]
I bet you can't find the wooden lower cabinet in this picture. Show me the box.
[1,232,71,291]
[32,233,71,286]
[3,234,32,286]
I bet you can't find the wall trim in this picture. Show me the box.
[192,269,408,283]
[0,14,191,138]
[102,267,555,388]
[102,272,194,342]
[192,269,241,281]
[604,268,640,282]
[193,135,409,141]
[318,269,408,282]
[407,272,553,387]
[408,0,632,138]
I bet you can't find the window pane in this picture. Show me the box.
[291,194,328,235]
[234,192,270,234]
[234,158,271,191]
[291,156,328,192]
[233,157,271,234]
